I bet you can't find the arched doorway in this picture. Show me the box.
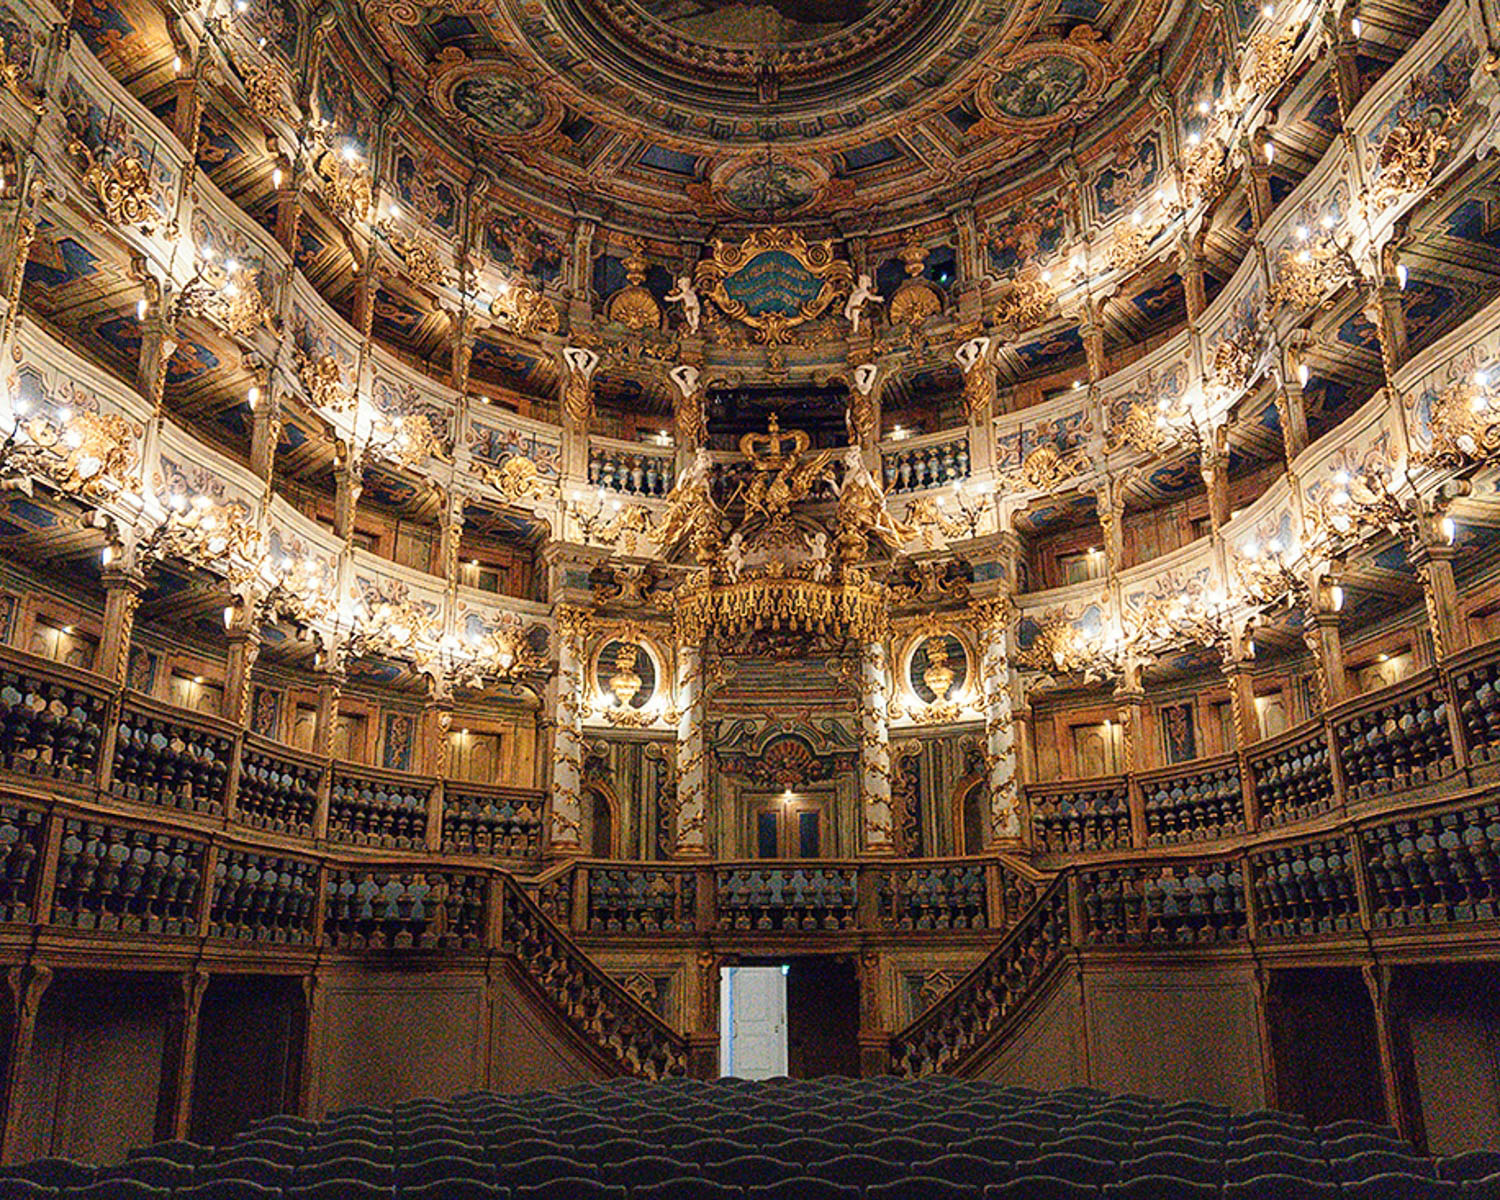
[586,785,617,858]
[958,778,987,856]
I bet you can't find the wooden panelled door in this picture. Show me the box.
[752,796,824,859]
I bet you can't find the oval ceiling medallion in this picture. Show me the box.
[976,29,1114,130]
[428,51,563,144]
[705,152,837,219]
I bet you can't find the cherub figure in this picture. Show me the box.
[665,275,701,334]
[844,272,883,335]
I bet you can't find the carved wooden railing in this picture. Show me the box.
[496,876,690,1080]
[442,780,544,862]
[889,875,1070,1077]
[891,786,1500,1076]
[526,857,1040,940]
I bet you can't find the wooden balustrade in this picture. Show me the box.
[111,693,237,816]
[1027,778,1132,856]
[1246,719,1338,828]
[327,763,436,850]
[0,650,110,787]
[441,781,544,861]
[1330,670,1458,802]
[237,735,323,837]
[1138,754,1245,847]
[496,877,690,1079]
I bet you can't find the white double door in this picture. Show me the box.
[719,965,789,1080]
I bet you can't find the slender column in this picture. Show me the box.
[1244,132,1274,232]
[674,640,708,858]
[550,609,588,856]
[1306,609,1349,706]
[977,598,1021,847]
[311,669,343,840]
[1275,380,1310,460]
[1325,8,1364,118]
[249,383,281,482]
[223,622,260,728]
[0,964,52,1164]
[1370,282,1410,375]
[333,458,361,542]
[1362,964,1415,1140]
[98,567,147,687]
[137,303,178,412]
[859,641,895,855]
[1200,427,1232,530]
[1180,234,1208,325]
[154,969,209,1142]
[1412,540,1466,660]
[1114,664,1149,777]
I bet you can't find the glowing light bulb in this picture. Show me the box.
[272,167,283,188]
[1264,141,1276,163]
[1187,131,1201,146]
[247,385,261,407]
[1298,363,1310,386]
[136,298,148,320]
[1441,516,1456,544]
[172,54,182,73]
[1350,16,1362,36]
[1396,263,1408,289]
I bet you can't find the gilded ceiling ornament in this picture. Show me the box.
[298,352,355,412]
[1106,401,1181,456]
[479,454,552,502]
[974,30,1113,129]
[176,258,271,339]
[1103,215,1158,275]
[142,495,264,584]
[386,231,448,288]
[490,282,560,336]
[694,228,854,345]
[888,239,943,328]
[1368,104,1457,207]
[241,58,290,121]
[426,51,562,146]
[0,33,43,115]
[1180,135,1232,206]
[1014,613,1127,683]
[1419,372,1500,468]
[367,0,496,26]
[1208,324,1260,396]
[2,409,140,500]
[67,140,158,233]
[1240,24,1301,99]
[313,147,372,224]
[604,241,663,330]
[1010,442,1088,493]
[992,267,1055,332]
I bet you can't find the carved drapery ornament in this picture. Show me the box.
[313,147,372,225]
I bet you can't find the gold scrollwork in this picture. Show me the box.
[68,141,157,233]
[695,227,854,345]
[490,284,560,336]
